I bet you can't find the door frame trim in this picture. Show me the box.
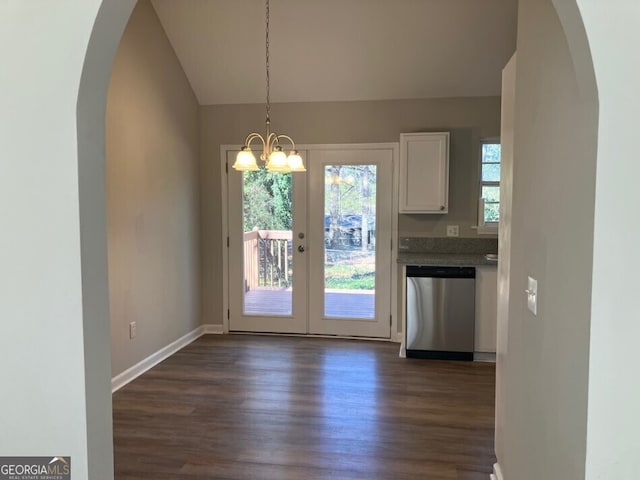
[220,142,400,342]
[220,144,230,333]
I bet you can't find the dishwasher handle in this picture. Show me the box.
[406,265,476,279]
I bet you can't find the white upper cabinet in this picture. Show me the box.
[399,132,450,213]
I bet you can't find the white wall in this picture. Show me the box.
[106,0,201,377]
[493,1,640,479]
[0,1,134,478]
[577,1,640,478]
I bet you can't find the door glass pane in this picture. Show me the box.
[324,165,376,319]
[242,170,293,316]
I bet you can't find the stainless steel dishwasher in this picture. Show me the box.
[405,265,475,360]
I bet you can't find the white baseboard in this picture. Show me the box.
[111,324,223,392]
[202,323,225,334]
[491,462,504,480]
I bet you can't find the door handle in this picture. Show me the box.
[297,245,305,253]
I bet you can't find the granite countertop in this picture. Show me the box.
[397,252,498,266]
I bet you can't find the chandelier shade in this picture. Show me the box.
[234,148,259,171]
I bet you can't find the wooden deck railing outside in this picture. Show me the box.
[243,229,292,291]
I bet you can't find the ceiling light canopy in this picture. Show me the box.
[232,0,305,174]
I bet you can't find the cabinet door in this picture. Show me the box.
[475,266,498,353]
[399,132,449,213]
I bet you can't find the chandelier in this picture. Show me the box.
[232,0,305,173]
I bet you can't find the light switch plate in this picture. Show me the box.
[446,225,459,237]
[526,276,538,315]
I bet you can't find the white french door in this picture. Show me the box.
[227,149,308,333]
[226,145,394,338]
[307,147,393,338]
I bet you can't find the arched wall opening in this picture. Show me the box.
[76,2,137,478]
[492,0,599,479]
[78,0,203,476]
[72,1,627,479]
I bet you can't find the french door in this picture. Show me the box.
[227,145,393,338]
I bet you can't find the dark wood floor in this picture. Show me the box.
[113,335,496,480]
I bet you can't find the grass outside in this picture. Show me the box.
[325,259,375,290]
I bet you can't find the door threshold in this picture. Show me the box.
[228,331,396,342]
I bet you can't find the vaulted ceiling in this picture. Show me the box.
[151,0,518,105]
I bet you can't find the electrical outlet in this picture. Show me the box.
[129,321,137,339]
[446,225,459,237]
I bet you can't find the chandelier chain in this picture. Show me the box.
[265,0,271,123]
[231,0,305,172]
